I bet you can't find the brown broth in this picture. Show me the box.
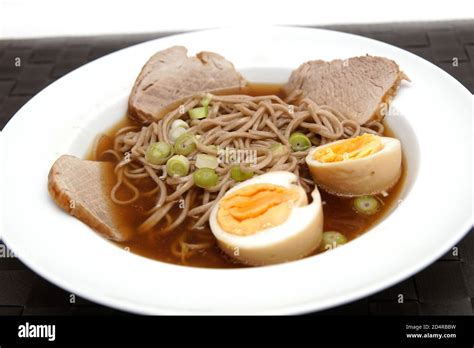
[88,83,405,268]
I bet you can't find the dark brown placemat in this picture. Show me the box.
[0,20,473,315]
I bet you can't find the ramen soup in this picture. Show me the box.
[88,83,405,268]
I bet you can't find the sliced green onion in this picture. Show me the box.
[200,94,212,107]
[169,126,187,143]
[353,195,380,215]
[174,133,197,156]
[289,132,311,152]
[231,166,254,182]
[193,168,219,189]
[322,231,348,250]
[270,142,288,157]
[145,142,173,165]
[195,154,218,169]
[166,155,190,177]
[189,106,208,120]
[171,119,189,130]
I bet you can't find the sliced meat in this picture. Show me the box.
[129,46,247,124]
[48,155,131,241]
[283,56,408,125]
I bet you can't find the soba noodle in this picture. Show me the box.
[97,93,384,262]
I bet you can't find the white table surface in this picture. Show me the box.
[0,0,472,39]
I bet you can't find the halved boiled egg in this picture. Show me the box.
[209,171,323,266]
[306,134,402,196]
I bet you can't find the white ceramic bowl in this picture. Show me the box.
[0,27,472,314]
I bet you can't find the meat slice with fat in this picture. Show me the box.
[48,155,131,241]
[283,56,408,125]
[128,46,247,124]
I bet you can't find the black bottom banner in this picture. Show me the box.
[0,315,473,346]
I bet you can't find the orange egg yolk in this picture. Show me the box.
[313,134,383,163]
[217,183,300,236]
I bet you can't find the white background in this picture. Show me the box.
[0,0,473,39]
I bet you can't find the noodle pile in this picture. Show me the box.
[96,92,384,262]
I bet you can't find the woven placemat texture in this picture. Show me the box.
[0,20,473,315]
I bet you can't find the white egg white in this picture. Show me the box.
[209,171,323,266]
[306,136,402,197]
